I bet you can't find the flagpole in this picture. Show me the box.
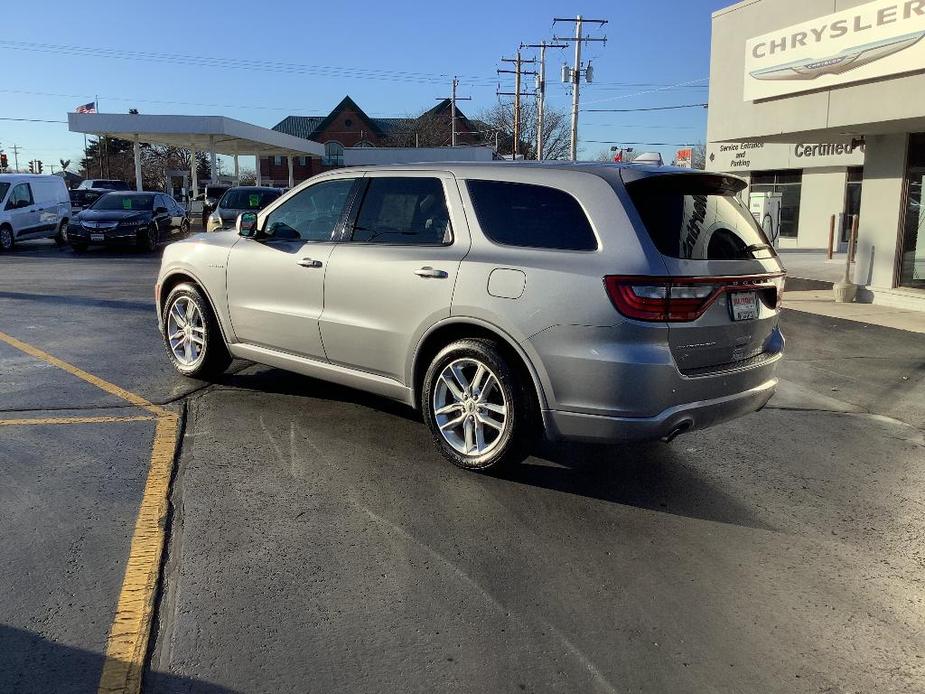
[95,95,103,177]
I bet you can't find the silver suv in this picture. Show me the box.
[156,163,784,470]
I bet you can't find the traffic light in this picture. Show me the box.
[0,152,7,170]
[36,160,43,174]
[28,160,35,173]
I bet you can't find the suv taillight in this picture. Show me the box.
[604,274,784,322]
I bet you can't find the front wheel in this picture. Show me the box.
[0,226,14,252]
[139,224,158,252]
[422,338,534,471]
[161,283,231,379]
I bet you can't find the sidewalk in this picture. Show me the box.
[784,289,925,334]
[779,250,924,333]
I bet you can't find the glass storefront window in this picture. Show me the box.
[899,134,925,289]
[750,170,803,238]
[843,167,863,244]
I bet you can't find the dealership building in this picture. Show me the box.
[707,0,925,308]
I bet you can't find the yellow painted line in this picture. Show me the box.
[98,413,179,694]
[0,415,157,427]
[0,330,168,417]
[0,329,180,694]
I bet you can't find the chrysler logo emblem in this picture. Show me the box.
[751,29,925,81]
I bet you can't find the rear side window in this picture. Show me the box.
[466,180,597,251]
[625,174,775,260]
[351,177,451,245]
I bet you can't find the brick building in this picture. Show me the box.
[259,95,485,184]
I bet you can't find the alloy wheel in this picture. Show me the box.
[0,227,12,251]
[432,358,508,457]
[166,296,206,366]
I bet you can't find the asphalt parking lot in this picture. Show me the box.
[1,239,924,694]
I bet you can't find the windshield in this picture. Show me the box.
[206,187,230,200]
[219,189,280,210]
[0,182,9,202]
[91,193,154,211]
[625,174,776,260]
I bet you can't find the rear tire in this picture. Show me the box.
[54,220,68,246]
[161,283,231,379]
[0,225,14,252]
[422,338,534,471]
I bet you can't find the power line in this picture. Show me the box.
[0,116,67,123]
[584,140,696,147]
[583,103,707,113]
[0,40,499,87]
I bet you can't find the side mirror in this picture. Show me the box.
[237,211,259,238]
[155,206,168,215]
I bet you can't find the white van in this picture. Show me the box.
[0,174,72,251]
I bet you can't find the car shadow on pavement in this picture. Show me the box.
[0,290,153,313]
[217,365,423,423]
[218,366,770,531]
[4,239,165,260]
[0,624,237,694]
[497,440,773,531]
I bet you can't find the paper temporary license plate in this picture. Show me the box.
[91,233,105,242]
[729,291,759,321]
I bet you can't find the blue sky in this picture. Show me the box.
[0,0,730,171]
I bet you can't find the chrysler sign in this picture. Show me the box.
[744,0,925,101]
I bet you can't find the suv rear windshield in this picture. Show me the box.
[219,189,281,210]
[625,174,775,260]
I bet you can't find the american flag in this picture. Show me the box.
[75,102,96,114]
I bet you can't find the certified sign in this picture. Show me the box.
[744,0,925,101]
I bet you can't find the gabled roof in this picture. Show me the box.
[271,96,484,143]
[272,116,325,140]
[421,98,472,123]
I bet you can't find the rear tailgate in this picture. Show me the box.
[621,170,785,374]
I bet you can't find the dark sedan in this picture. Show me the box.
[67,192,190,252]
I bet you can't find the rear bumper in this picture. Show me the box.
[543,377,777,443]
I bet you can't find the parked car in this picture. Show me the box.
[155,163,785,470]
[67,191,189,252]
[206,186,282,232]
[69,188,108,216]
[77,179,131,191]
[190,185,232,227]
[0,174,72,251]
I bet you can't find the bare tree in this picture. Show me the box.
[477,101,570,160]
[692,142,707,170]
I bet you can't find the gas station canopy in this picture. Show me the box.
[67,112,323,157]
[67,112,323,192]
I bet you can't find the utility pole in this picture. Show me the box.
[521,41,567,160]
[554,15,608,161]
[498,52,536,158]
[11,144,21,173]
[436,77,471,147]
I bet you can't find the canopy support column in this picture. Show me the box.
[255,154,262,186]
[287,154,294,188]
[191,145,199,199]
[233,143,240,185]
[209,135,217,184]
[133,134,143,192]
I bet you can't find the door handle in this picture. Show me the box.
[298,257,323,268]
[414,266,448,279]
